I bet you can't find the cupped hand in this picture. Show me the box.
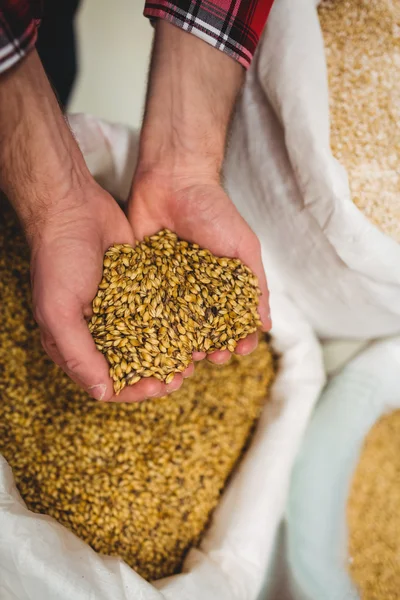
[128,172,271,367]
[29,181,184,403]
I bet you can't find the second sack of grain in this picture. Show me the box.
[286,338,400,600]
[319,0,400,242]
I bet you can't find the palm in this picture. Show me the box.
[129,179,271,361]
[31,185,191,402]
[31,186,137,401]
[32,188,133,317]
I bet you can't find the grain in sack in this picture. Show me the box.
[225,0,400,339]
[0,113,325,600]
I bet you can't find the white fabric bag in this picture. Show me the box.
[0,114,325,600]
[225,0,400,339]
[286,337,400,600]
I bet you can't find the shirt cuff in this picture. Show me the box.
[0,15,38,75]
[144,1,274,70]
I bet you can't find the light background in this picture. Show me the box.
[69,0,152,129]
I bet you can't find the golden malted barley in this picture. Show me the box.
[0,197,276,582]
[89,230,262,394]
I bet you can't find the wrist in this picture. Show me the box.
[138,21,243,181]
[137,138,223,182]
[132,162,223,212]
[134,158,221,194]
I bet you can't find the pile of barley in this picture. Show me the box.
[319,0,400,241]
[90,231,261,394]
[347,410,400,599]
[0,197,276,581]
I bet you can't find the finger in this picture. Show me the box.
[38,305,117,401]
[193,351,206,361]
[148,373,184,399]
[165,373,184,394]
[40,331,66,369]
[235,331,258,356]
[40,331,104,400]
[107,372,185,403]
[40,298,190,404]
[238,244,271,332]
[253,257,272,332]
[183,363,195,378]
[107,376,164,403]
[207,349,231,365]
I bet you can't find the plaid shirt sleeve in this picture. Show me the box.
[144,0,274,69]
[0,1,42,74]
[0,1,273,76]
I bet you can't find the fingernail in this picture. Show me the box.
[88,384,107,401]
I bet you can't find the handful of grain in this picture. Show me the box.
[0,197,276,581]
[348,410,400,599]
[319,0,400,242]
[89,230,262,393]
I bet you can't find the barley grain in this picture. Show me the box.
[90,230,262,393]
[319,0,400,241]
[348,409,400,599]
[0,197,276,581]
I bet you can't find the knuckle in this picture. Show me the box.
[39,334,50,356]
[40,332,62,364]
[33,295,59,327]
[33,303,47,328]
[62,356,84,375]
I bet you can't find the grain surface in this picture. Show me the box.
[90,231,262,394]
[0,197,276,581]
[319,0,400,241]
[347,409,400,599]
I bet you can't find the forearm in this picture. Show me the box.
[137,21,244,181]
[0,51,89,241]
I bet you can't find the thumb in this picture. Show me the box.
[238,241,271,332]
[40,308,113,401]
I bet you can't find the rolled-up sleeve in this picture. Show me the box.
[0,1,41,75]
[144,0,274,69]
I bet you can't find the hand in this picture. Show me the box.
[29,183,125,401]
[29,181,189,403]
[128,172,271,366]
[0,51,183,403]
[127,20,271,371]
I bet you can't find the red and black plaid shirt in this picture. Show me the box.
[0,0,274,74]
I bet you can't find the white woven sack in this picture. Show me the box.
[286,337,400,600]
[225,0,400,339]
[0,114,324,600]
